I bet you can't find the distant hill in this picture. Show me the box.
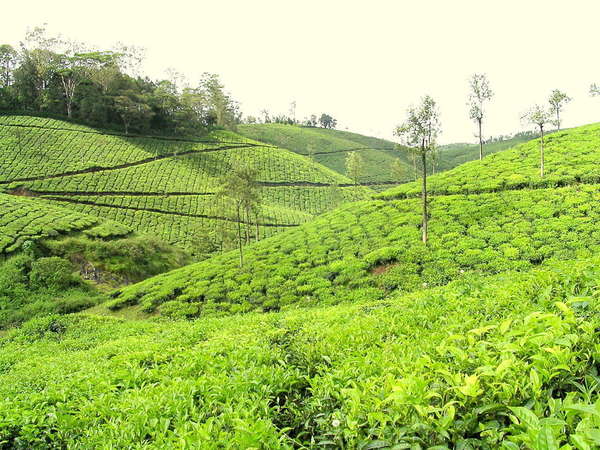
[238,123,410,189]
[238,123,539,189]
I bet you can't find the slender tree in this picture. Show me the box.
[522,105,551,177]
[591,83,600,97]
[217,165,260,267]
[307,144,316,161]
[468,73,493,160]
[548,89,571,131]
[345,151,363,185]
[394,95,441,244]
[390,158,405,181]
[0,45,18,87]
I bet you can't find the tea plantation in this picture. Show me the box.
[377,123,600,199]
[238,123,410,188]
[0,116,370,251]
[3,118,600,447]
[2,258,600,447]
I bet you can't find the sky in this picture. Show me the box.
[3,0,600,143]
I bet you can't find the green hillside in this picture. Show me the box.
[0,193,188,328]
[238,123,410,188]
[436,132,540,171]
[0,116,370,254]
[237,124,536,189]
[377,123,600,199]
[2,257,600,447]
[4,121,600,447]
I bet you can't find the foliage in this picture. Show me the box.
[2,258,600,446]
[0,27,239,135]
[109,183,600,316]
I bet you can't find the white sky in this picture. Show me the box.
[3,0,600,143]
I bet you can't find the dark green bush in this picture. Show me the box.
[29,257,75,290]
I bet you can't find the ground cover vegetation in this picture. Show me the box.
[2,257,600,447]
[108,183,600,317]
[4,29,600,447]
[377,122,600,200]
[0,194,188,329]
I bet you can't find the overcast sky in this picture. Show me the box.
[4,0,600,143]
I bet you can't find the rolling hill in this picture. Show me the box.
[237,123,410,188]
[2,120,600,447]
[0,115,371,256]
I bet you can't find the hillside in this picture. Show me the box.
[377,123,600,199]
[238,123,410,188]
[0,194,188,328]
[436,132,540,171]
[2,257,599,447]
[0,116,370,255]
[237,124,534,189]
[3,121,600,447]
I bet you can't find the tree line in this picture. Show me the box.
[0,26,240,135]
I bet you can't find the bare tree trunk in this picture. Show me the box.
[556,111,560,131]
[540,126,545,178]
[236,204,244,267]
[421,150,428,244]
[478,119,483,160]
[412,152,417,181]
[255,216,260,242]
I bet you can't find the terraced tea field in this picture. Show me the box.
[0,116,370,252]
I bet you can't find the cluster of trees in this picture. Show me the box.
[0,27,240,135]
[245,108,338,129]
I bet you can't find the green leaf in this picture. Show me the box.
[534,426,559,450]
[510,406,540,430]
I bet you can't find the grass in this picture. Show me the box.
[0,116,370,253]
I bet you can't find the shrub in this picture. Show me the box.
[28,257,76,290]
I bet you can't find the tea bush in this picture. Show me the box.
[109,184,600,317]
[0,116,370,250]
[2,258,600,447]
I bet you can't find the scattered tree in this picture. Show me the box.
[345,151,363,185]
[390,158,405,181]
[307,144,316,161]
[394,95,441,244]
[548,89,571,131]
[217,165,261,267]
[522,105,551,177]
[319,113,337,129]
[590,83,600,97]
[468,73,493,160]
[0,44,18,87]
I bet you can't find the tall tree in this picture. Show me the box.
[394,95,441,244]
[345,151,363,185]
[548,89,571,131]
[113,92,154,134]
[0,45,18,87]
[468,73,493,160]
[217,165,261,267]
[522,105,551,177]
[590,83,600,97]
